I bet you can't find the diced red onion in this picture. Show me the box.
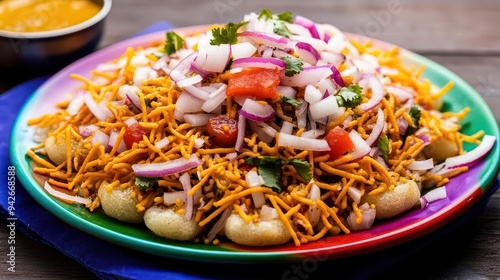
[294,42,321,65]
[278,86,297,99]
[169,51,198,80]
[124,117,138,127]
[385,85,414,104]
[286,23,312,37]
[231,57,285,70]
[349,130,371,161]
[163,191,185,205]
[347,186,361,204]
[281,65,333,87]
[294,15,320,39]
[183,113,213,127]
[207,207,232,242]
[289,35,327,51]
[321,52,345,69]
[300,129,325,139]
[132,154,201,177]
[201,85,227,113]
[277,133,330,151]
[235,114,246,152]
[238,31,290,49]
[109,130,127,153]
[246,170,266,208]
[317,78,337,97]
[226,152,238,161]
[67,91,85,116]
[231,42,258,60]
[307,183,321,227]
[309,95,340,120]
[258,122,278,139]
[179,173,195,220]
[296,100,308,129]
[438,135,496,173]
[248,121,274,143]
[91,130,109,148]
[281,121,295,135]
[397,117,408,135]
[420,187,447,209]
[304,84,323,104]
[175,91,205,116]
[272,49,292,59]
[330,65,345,87]
[133,67,150,87]
[408,158,434,171]
[347,204,376,231]
[152,55,170,71]
[365,109,385,147]
[83,92,113,121]
[357,75,384,112]
[199,44,231,73]
[194,138,205,149]
[155,137,170,149]
[44,181,91,205]
[78,124,99,138]
[176,74,203,88]
[326,33,346,54]
[239,99,276,122]
[259,205,279,221]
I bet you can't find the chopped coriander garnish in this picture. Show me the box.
[273,21,292,37]
[280,56,304,77]
[245,156,312,192]
[258,8,273,20]
[336,84,364,108]
[164,32,184,55]
[377,134,389,163]
[281,96,303,107]
[135,176,158,191]
[404,106,422,137]
[276,11,293,23]
[210,21,248,45]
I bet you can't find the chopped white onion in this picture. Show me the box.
[154,137,170,149]
[420,187,447,209]
[44,181,91,205]
[277,133,330,151]
[408,158,435,171]
[163,191,185,205]
[349,130,371,161]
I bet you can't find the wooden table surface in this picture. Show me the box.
[2,0,500,279]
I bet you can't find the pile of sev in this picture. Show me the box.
[26,25,484,247]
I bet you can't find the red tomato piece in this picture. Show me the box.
[123,123,146,149]
[325,126,354,160]
[205,115,238,147]
[226,67,281,99]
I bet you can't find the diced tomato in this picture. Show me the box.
[226,67,281,99]
[123,123,146,149]
[325,126,354,160]
[205,115,238,147]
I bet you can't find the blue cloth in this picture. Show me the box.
[1,22,499,280]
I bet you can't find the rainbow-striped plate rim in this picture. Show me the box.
[10,26,500,263]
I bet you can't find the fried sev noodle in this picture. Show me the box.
[26,32,484,247]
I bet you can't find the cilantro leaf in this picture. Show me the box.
[164,32,184,55]
[273,21,292,37]
[288,159,312,183]
[276,11,294,23]
[377,134,389,163]
[245,156,312,192]
[336,84,364,108]
[135,177,158,191]
[258,8,273,20]
[210,21,248,45]
[280,56,304,77]
[405,106,422,137]
[144,97,158,107]
[245,156,283,192]
[281,96,303,107]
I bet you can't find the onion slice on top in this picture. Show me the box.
[132,154,201,177]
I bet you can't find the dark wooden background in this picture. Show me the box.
[1,0,500,279]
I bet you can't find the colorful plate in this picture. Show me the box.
[10,26,500,263]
